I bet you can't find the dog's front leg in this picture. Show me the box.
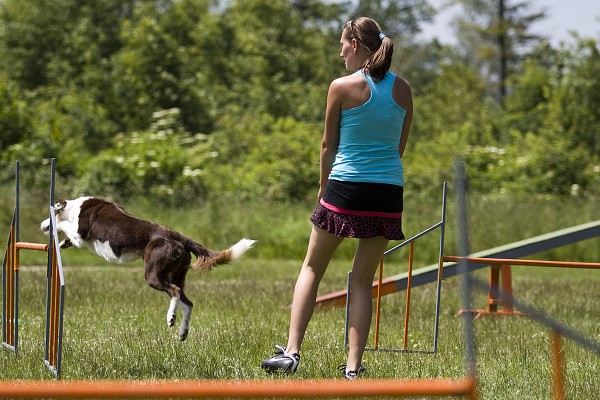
[57,220,83,248]
[40,218,51,234]
[59,238,73,249]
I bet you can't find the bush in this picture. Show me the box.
[204,112,321,202]
[71,108,213,204]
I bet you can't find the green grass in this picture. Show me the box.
[1,258,599,399]
[1,185,599,398]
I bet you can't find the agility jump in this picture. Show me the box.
[340,182,447,354]
[1,158,66,379]
[318,188,600,355]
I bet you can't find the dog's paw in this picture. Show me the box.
[59,238,73,249]
[179,328,189,341]
[167,313,176,327]
[40,219,50,235]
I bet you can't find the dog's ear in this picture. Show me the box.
[54,199,67,215]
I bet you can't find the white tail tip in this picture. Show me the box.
[230,238,256,260]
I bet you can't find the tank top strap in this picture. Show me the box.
[355,70,395,106]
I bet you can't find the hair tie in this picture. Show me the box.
[378,32,386,40]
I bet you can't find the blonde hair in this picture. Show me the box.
[344,17,393,81]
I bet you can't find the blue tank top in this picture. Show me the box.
[329,70,407,186]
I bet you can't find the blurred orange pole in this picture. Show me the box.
[403,241,415,350]
[0,378,477,399]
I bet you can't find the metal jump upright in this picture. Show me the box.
[343,182,448,354]
[1,158,66,378]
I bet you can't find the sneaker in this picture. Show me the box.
[339,365,366,380]
[261,345,300,373]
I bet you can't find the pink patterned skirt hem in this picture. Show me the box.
[310,203,405,240]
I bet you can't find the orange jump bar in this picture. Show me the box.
[16,241,48,252]
[0,378,476,399]
[443,256,600,269]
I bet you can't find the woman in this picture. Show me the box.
[261,16,413,379]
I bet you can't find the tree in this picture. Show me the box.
[501,57,552,136]
[0,0,598,199]
[545,38,600,156]
[108,1,204,132]
[352,0,434,37]
[0,74,32,149]
[216,0,341,123]
[451,0,546,100]
[0,0,134,89]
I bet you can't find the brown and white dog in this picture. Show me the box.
[40,196,255,341]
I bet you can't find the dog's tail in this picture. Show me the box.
[190,238,256,271]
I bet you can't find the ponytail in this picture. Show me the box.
[345,17,393,81]
[365,33,393,81]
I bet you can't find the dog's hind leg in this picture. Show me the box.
[167,294,179,327]
[178,292,193,341]
[145,239,194,336]
[147,274,181,327]
[172,267,193,341]
[144,263,182,329]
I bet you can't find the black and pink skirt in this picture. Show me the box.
[310,180,405,240]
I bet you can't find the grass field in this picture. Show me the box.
[1,186,599,398]
[1,256,599,398]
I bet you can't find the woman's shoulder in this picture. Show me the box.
[333,72,373,94]
[391,74,412,99]
[331,72,365,89]
[329,73,369,101]
[390,73,411,90]
[383,72,411,110]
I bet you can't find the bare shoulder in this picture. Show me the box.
[392,74,412,110]
[330,74,365,92]
[330,74,370,109]
[393,75,412,96]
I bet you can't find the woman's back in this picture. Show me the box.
[329,70,408,186]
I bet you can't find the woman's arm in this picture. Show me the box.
[394,77,413,157]
[318,79,343,200]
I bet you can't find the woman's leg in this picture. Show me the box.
[346,236,389,371]
[286,226,343,354]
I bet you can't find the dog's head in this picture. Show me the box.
[40,199,68,234]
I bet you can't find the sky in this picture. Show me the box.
[420,0,600,46]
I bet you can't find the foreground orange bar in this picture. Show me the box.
[443,256,600,269]
[15,241,48,252]
[0,379,476,398]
